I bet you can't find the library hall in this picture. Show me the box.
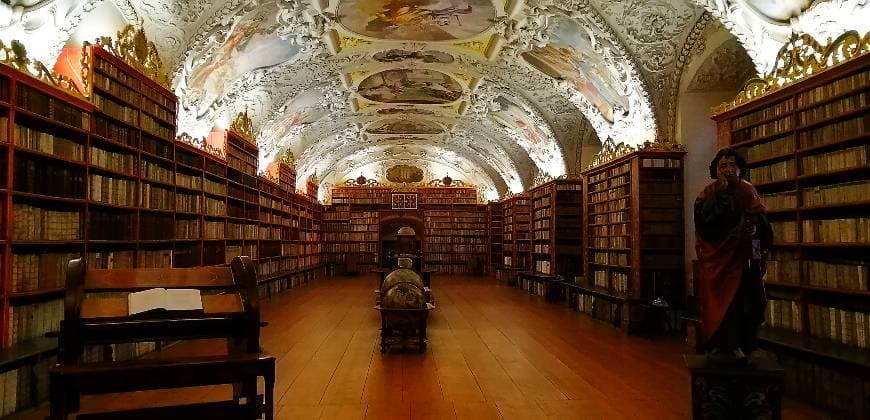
[0,0,868,419]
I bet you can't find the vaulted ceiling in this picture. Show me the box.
[1,0,867,199]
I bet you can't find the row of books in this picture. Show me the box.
[591,270,629,295]
[807,304,870,349]
[587,162,629,184]
[94,71,138,107]
[797,91,866,127]
[421,198,477,204]
[424,236,485,244]
[141,136,172,160]
[90,145,134,174]
[589,198,629,214]
[94,56,141,89]
[425,211,486,219]
[137,249,173,268]
[641,158,682,168]
[140,96,174,124]
[588,186,630,204]
[761,190,797,211]
[745,135,795,162]
[94,92,138,125]
[7,298,62,345]
[771,220,799,243]
[533,243,550,253]
[424,222,485,229]
[348,224,377,232]
[425,254,483,263]
[796,69,868,108]
[323,243,378,253]
[765,250,799,284]
[800,144,867,176]
[203,177,228,196]
[798,115,864,150]
[176,172,202,190]
[13,124,84,161]
[588,175,629,192]
[733,115,792,144]
[589,236,629,248]
[0,357,53,416]
[94,115,137,148]
[176,218,200,239]
[589,224,629,236]
[765,299,802,333]
[323,232,377,242]
[805,259,868,291]
[205,197,226,215]
[139,114,173,140]
[12,204,80,240]
[591,251,629,266]
[803,217,870,243]
[140,160,173,184]
[732,98,794,130]
[533,260,551,274]
[176,193,201,213]
[226,223,258,240]
[533,231,550,240]
[423,245,487,253]
[141,183,174,210]
[11,252,78,292]
[750,159,795,184]
[17,85,90,129]
[89,174,136,206]
[533,196,552,208]
[777,352,867,418]
[805,179,870,207]
[520,277,548,296]
[14,158,85,198]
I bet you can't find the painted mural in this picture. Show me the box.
[269,88,329,140]
[338,0,496,41]
[367,119,444,134]
[522,15,630,123]
[488,96,548,147]
[386,164,425,183]
[373,49,455,63]
[358,69,463,104]
[184,1,300,115]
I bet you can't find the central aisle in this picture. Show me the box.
[23,274,827,419]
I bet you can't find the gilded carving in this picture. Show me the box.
[0,40,85,98]
[230,109,256,142]
[92,24,170,88]
[712,31,870,115]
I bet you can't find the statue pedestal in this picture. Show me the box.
[684,355,784,420]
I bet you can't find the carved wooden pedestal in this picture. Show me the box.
[685,355,784,420]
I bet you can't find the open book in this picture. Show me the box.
[128,288,204,315]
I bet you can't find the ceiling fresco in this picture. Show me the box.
[357,68,464,104]
[4,0,865,199]
[337,0,498,41]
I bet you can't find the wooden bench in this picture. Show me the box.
[49,256,274,420]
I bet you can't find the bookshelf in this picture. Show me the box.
[529,179,584,279]
[501,194,532,284]
[422,206,487,274]
[711,33,869,418]
[487,201,504,272]
[0,35,325,416]
[418,186,477,206]
[578,149,685,331]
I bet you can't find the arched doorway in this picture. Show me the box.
[379,214,424,270]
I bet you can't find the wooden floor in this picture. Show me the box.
[20,274,831,419]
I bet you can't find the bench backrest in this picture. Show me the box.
[60,256,260,364]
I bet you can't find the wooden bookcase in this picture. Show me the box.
[578,150,685,332]
[529,179,583,279]
[422,206,487,275]
[502,194,531,273]
[418,186,477,206]
[0,42,325,416]
[487,201,504,272]
[712,47,869,418]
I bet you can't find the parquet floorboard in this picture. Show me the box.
[17,274,833,419]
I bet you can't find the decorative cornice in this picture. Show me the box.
[586,138,635,169]
[712,30,870,116]
[91,24,170,89]
[230,110,256,143]
[0,40,86,98]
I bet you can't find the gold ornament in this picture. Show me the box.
[0,40,85,98]
[712,30,869,115]
[586,138,636,170]
[230,109,256,142]
[90,24,170,89]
